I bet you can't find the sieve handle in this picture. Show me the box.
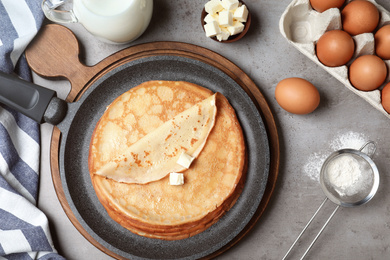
[299,204,339,260]
[359,141,376,158]
[282,198,340,260]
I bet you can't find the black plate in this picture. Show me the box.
[58,55,270,260]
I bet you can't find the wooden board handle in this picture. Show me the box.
[25,24,101,102]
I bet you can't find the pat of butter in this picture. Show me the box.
[227,21,244,36]
[233,5,248,22]
[204,13,218,24]
[204,20,221,37]
[205,0,224,14]
[169,172,184,185]
[217,27,230,41]
[221,0,239,11]
[219,10,233,27]
[177,152,195,169]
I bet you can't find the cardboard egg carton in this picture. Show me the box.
[279,0,390,119]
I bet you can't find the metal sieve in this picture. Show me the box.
[283,141,380,260]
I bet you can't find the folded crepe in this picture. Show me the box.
[95,94,217,184]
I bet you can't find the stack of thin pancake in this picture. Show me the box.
[88,81,247,240]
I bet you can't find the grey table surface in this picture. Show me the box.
[33,0,390,259]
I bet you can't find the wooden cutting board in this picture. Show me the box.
[25,24,280,260]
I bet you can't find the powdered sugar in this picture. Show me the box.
[303,131,369,182]
[303,152,329,182]
[325,154,373,197]
[329,132,368,151]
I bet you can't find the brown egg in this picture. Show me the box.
[349,55,388,91]
[342,0,379,36]
[310,0,345,13]
[381,82,390,114]
[316,30,355,67]
[375,25,390,60]
[275,78,320,115]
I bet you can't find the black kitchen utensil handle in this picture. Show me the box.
[0,71,67,125]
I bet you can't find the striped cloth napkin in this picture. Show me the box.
[0,0,65,259]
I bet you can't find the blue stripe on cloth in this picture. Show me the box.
[2,252,66,260]
[0,1,18,74]
[1,105,40,144]
[0,124,38,200]
[22,227,53,252]
[0,209,32,230]
[0,175,20,196]
[3,252,32,260]
[14,55,33,82]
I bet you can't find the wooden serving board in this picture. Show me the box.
[25,24,280,259]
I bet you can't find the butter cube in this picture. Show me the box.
[221,0,239,11]
[205,0,223,14]
[216,27,231,41]
[204,13,218,24]
[233,4,248,22]
[227,21,244,35]
[169,172,184,185]
[177,152,195,169]
[204,20,221,37]
[219,10,233,27]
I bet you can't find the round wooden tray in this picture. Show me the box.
[26,24,279,259]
